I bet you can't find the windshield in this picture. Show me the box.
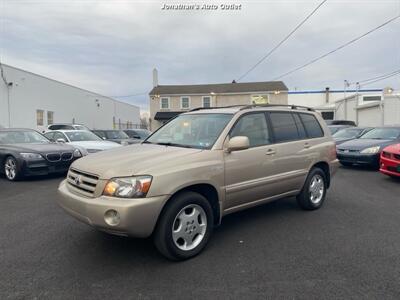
[105,130,129,139]
[146,113,233,149]
[0,130,49,144]
[65,131,102,142]
[332,128,363,139]
[360,128,400,140]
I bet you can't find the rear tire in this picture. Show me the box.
[4,156,21,181]
[153,191,214,261]
[297,167,327,210]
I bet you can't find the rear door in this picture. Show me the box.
[265,111,312,193]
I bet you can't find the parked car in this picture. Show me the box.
[332,127,372,145]
[328,125,354,135]
[44,130,122,154]
[336,127,400,168]
[123,129,152,140]
[92,130,139,145]
[380,143,400,178]
[0,128,83,181]
[47,124,90,131]
[325,120,357,126]
[58,105,338,260]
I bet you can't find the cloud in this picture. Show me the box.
[1,0,399,113]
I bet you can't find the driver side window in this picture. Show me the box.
[230,113,271,147]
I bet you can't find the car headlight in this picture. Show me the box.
[73,148,82,158]
[103,176,152,198]
[20,152,44,160]
[360,146,380,154]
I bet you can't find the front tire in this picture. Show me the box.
[297,167,327,210]
[4,156,21,181]
[153,191,214,261]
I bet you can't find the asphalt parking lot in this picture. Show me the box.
[1,167,400,299]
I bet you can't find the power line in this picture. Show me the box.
[235,0,328,82]
[272,15,400,81]
[355,69,400,85]
[111,92,148,98]
[360,70,400,87]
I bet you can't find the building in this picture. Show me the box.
[149,70,288,130]
[0,64,140,131]
[288,88,383,120]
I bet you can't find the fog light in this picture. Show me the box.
[104,209,120,226]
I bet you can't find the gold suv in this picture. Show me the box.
[58,105,339,260]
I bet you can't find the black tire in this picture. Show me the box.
[297,167,327,210]
[340,161,352,167]
[153,191,214,261]
[4,156,21,181]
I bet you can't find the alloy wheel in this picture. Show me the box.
[309,174,324,204]
[5,158,17,180]
[172,204,207,251]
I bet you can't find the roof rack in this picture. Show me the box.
[188,104,315,113]
[239,104,315,111]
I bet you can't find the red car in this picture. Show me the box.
[380,144,400,178]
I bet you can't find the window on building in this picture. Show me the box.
[181,97,190,109]
[47,111,54,125]
[299,113,324,138]
[268,112,299,143]
[230,113,271,147]
[160,97,170,109]
[363,95,381,102]
[203,96,211,108]
[251,95,269,105]
[321,111,334,120]
[36,110,44,126]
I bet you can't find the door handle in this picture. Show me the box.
[265,149,276,155]
[304,142,311,149]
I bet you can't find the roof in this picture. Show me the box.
[149,81,288,95]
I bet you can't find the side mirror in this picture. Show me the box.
[56,138,66,143]
[226,136,250,152]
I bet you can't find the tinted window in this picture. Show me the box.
[230,113,271,147]
[93,131,106,138]
[269,112,299,142]
[360,128,400,140]
[299,113,324,138]
[293,114,307,139]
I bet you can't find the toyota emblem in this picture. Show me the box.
[74,175,82,186]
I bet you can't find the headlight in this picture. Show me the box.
[20,153,44,160]
[73,149,82,158]
[360,146,380,154]
[103,176,152,198]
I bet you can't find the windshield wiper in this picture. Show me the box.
[155,142,195,149]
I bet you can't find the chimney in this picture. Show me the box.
[325,87,330,103]
[152,68,158,87]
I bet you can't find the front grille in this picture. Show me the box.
[61,152,73,161]
[387,166,400,173]
[394,154,400,161]
[67,168,99,197]
[46,153,61,162]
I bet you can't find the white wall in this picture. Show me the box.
[0,65,140,130]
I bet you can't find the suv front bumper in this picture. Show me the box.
[57,180,168,237]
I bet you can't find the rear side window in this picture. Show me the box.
[268,112,300,143]
[299,113,324,138]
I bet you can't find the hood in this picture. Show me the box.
[71,143,202,179]
[382,143,400,154]
[4,142,75,153]
[107,138,139,145]
[68,140,122,150]
[338,139,397,151]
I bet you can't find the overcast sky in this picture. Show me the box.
[1,0,399,113]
